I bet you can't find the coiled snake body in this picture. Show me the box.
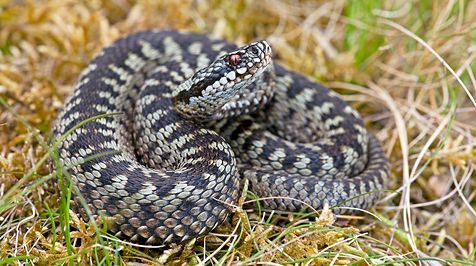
[54,30,389,245]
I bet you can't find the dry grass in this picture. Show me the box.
[1,0,475,265]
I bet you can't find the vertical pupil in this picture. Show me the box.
[230,54,240,65]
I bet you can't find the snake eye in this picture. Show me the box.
[229,54,241,65]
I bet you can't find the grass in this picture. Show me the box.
[1,0,475,265]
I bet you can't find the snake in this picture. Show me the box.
[53,30,389,245]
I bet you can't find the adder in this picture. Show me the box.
[53,30,389,245]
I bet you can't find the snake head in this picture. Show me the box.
[221,40,273,80]
[173,40,273,121]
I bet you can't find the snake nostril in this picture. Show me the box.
[248,46,259,56]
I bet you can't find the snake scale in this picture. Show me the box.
[53,30,389,245]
